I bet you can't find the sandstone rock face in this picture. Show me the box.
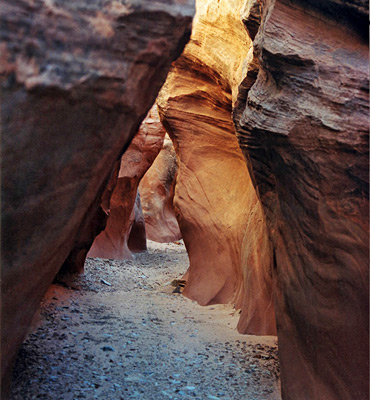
[88,108,165,259]
[157,0,276,335]
[1,0,194,389]
[234,0,369,398]
[139,134,182,243]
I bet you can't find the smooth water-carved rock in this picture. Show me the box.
[1,0,194,390]
[157,0,276,335]
[234,0,369,398]
[88,108,165,259]
[139,134,181,243]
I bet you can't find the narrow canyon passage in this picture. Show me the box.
[10,242,280,400]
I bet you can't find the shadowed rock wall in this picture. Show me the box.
[1,0,194,390]
[127,192,147,253]
[139,134,182,243]
[234,0,369,398]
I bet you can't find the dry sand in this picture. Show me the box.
[10,241,281,400]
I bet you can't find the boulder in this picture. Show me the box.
[234,0,369,398]
[139,134,182,243]
[1,0,194,391]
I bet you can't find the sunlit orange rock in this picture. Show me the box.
[234,0,369,398]
[157,0,276,335]
[139,135,181,243]
[88,108,165,259]
[0,0,194,391]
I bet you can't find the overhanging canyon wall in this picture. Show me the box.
[157,0,276,334]
[0,0,194,390]
[234,0,369,399]
[88,106,166,259]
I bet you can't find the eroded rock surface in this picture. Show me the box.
[88,108,166,259]
[1,0,194,390]
[234,0,369,398]
[139,134,182,243]
[157,0,276,335]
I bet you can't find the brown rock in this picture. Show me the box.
[1,0,194,391]
[157,0,276,336]
[234,0,369,398]
[127,192,147,254]
[139,134,182,243]
[88,107,166,259]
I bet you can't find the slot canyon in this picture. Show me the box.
[1,0,368,399]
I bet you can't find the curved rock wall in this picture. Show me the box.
[157,0,276,335]
[139,134,182,243]
[88,107,166,259]
[234,0,369,398]
[1,0,194,389]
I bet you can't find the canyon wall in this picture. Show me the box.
[139,134,182,243]
[2,0,368,398]
[157,0,276,334]
[88,107,165,259]
[234,0,369,398]
[0,0,194,390]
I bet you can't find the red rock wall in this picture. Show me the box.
[139,135,182,243]
[234,0,369,398]
[157,0,276,336]
[157,77,248,306]
[88,108,165,259]
[0,0,194,390]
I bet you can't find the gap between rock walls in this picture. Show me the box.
[10,241,280,400]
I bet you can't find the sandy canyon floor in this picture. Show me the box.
[10,241,281,400]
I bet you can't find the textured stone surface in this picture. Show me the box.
[88,109,165,259]
[234,0,369,398]
[1,0,194,390]
[139,134,182,243]
[157,0,276,336]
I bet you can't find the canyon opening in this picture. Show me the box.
[1,0,368,400]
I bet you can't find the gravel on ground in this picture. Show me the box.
[10,241,281,400]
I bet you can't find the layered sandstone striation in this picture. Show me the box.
[157,0,276,334]
[88,108,165,259]
[139,134,182,243]
[1,0,194,390]
[234,0,369,398]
